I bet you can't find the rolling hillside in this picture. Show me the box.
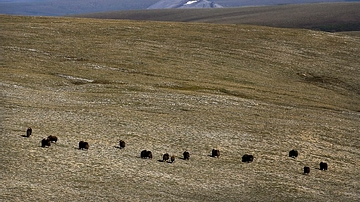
[1,15,360,201]
[0,0,358,16]
[77,2,360,32]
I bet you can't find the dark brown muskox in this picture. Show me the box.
[41,138,51,147]
[183,151,190,160]
[141,150,152,159]
[47,135,58,143]
[26,127,32,137]
[211,149,220,158]
[304,166,310,174]
[119,140,125,149]
[289,149,299,158]
[141,150,147,158]
[320,162,328,171]
[170,155,175,163]
[147,151,153,159]
[242,154,254,163]
[163,153,170,162]
[79,141,89,150]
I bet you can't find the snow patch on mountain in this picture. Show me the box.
[147,0,223,9]
[184,1,198,5]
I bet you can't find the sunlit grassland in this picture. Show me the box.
[1,15,359,201]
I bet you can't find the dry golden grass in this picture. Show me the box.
[1,15,359,201]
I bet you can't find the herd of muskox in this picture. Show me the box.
[41,135,57,147]
[288,149,328,174]
[161,153,176,163]
[26,127,328,173]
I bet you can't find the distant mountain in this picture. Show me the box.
[147,0,223,9]
[0,0,159,16]
[0,0,359,16]
[75,2,360,32]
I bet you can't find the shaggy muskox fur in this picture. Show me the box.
[320,162,328,171]
[211,149,220,158]
[26,127,32,137]
[163,153,170,162]
[79,141,89,150]
[141,150,152,159]
[183,151,190,160]
[170,155,175,163]
[119,140,125,149]
[47,135,58,143]
[304,166,310,174]
[41,138,51,147]
[289,149,298,158]
[242,154,254,163]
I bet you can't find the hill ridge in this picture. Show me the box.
[74,2,360,32]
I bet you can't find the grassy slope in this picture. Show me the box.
[1,15,360,201]
[77,2,360,32]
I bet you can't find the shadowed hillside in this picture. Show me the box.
[1,15,359,201]
[76,2,360,32]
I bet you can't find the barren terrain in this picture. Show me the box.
[1,15,359,201]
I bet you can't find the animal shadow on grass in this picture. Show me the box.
[75,146,88,150]
[114,146,124,149]
[20,134,29,138]
[157,160,175,163]
[208,154,220,158]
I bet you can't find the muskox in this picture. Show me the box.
[119,140,125,149]
[170,155,175,163]
[79,141,89,150]
[163,153,170,162]
[47,135,58,143]
[211,149,220,158]
[183,151,190,160]
[289,149,298,158]
[141,150,152,159]
[304,166,310,174]
[41,138,51,147]
[320,162,328,171]
[26,127,32,137]
[242,154,254,163]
